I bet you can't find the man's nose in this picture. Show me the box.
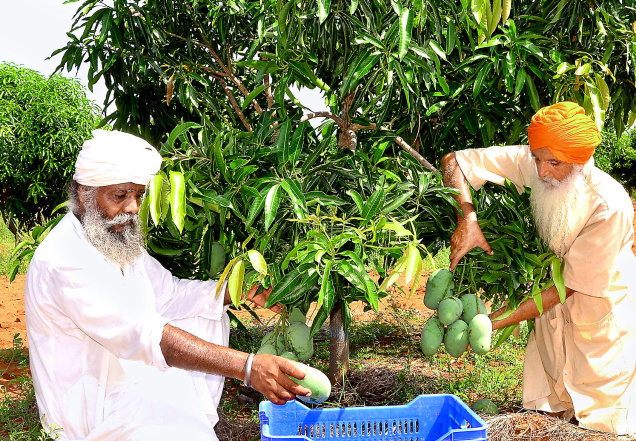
[537,162,550,178]
[123,197,141,214]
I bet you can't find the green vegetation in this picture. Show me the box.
[0,63,100,236]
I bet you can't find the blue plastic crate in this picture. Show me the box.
[260,394,487,441]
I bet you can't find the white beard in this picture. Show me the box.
[530,164,588,258]
[80,191,145,268]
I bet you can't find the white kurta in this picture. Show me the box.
[25,212,230,441]
[456,145,636,435]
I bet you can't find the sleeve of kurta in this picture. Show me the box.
[48,264,170,370]
[455,145,537,192]
[143,252,228,321]
[562,204,633,297]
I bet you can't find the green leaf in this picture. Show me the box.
[169,170,186,234]
[276,119,292,161]
[264,184,282,231]
[350,0,359,14]
[241,83,271,111]
[361,187,385,227]
[403,243,422,287]
[551,257,566,303]
[148,173,163,227]
[229,259,246,308]
[398,8,414,60]
[514,67,527,96]
[265,266,304,307]
[347,190,364,215]
[317,261,333,309]
[473,63,493,98]
[493,323,517,350]
[525,74,540,112]
[281,178,307,219]
[247,250,268,280]
[167,122,201,149]
[318,0,331,24]
[340,52,381,98]
[283,121,307,165]
[215,256,242,298]
[246,189,268,228]
[382,190,414,214]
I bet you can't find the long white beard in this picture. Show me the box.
[81,193,145,268]
[530,164,587,258]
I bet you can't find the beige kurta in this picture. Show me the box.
[456,145,636,435]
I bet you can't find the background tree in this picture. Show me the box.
[54,0,636,381]
[0,63,100,236]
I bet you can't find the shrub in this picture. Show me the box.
[0,63,100,235]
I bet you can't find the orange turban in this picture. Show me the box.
[527,102,601,164]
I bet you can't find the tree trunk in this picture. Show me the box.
[329,301,349,384]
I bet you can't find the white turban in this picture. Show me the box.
[73,129,163,187]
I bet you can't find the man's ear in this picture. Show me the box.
[77,185,87,204]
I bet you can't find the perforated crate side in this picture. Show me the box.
[259,394,487,441]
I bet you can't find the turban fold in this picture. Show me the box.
[527,102,601,164]
[73,130,163,187]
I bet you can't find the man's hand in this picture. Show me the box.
[250,354,312,405]
[245,284,283,313]
[449,216,493,270]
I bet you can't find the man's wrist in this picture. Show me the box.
[243,353,255,388]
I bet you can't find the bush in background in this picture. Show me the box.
[597,128,636,197]
[0,63,100,236]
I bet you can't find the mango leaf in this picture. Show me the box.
[317,260,334,309]
[361,187,385,227]
[525,74,540,111]
[283,121,307,165]
[167,122,201,149]
[281,178,307,219]
[318,0,330,24]
[502,0,511,23]
[229,259,246,308]
[264,183,281,231]
[247,249,268,280]
[493,323,517,350]
[215,256,242,298]
[403,243,422,287]
[264,266,304,307]
[169,170,186,234]
[531,275,543,315]
[398,8,413,60]
[551,257,566,303]
[246,189,268,228]
[276,119,292,160]
[148,173,163,226]
[347,189,364,215]
[340,52,381,98]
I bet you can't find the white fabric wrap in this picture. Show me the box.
[73,129,163,186]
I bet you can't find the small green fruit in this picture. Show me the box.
[438,297,463,326]
[424,269,454,310]
[471,398,498,415]
[288,362,331,404]
[468,314,492,355]
[420,317,444,356]
[444,319,469,358]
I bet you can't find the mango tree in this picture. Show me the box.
[54,0,636,381]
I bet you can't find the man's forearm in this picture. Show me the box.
[160,324,247,380]
[491,285,575,330]
[441,152,477,222]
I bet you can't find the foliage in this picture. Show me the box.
[596,128,636,195]
[0,63,100,235]
[56,0,636,162]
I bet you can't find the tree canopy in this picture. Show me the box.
[0,62,100,234]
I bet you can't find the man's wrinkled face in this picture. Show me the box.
[531,147,575,187]
[82,183,146,231]
[77,182,147,268]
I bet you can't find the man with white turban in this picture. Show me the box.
[441,102,636,435]
[25,130,310,441]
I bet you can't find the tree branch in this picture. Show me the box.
[296,112,345,127]
[215,77,252,132]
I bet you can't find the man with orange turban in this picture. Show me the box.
[441,102,636,435]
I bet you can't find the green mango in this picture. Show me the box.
[261,331,285,354]
[257,343,277,355]
[288,362,331,404]
[468,314,492,355]
[209,241,226,277]
[444,319,469,358]
[438,297,463,326]
[288,322,314,361]
[280,351,299,361]
[288,307,306,323]
[424,269,454,310]
[460,294,488,323]
[471,398,498,415]
[420,317,444,356]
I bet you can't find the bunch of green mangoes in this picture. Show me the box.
[256,307,314,361]
[421,269,493,358]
